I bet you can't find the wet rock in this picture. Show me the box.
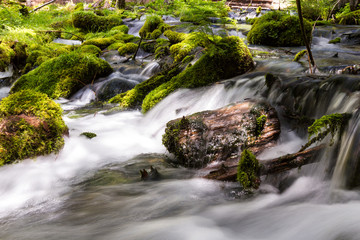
[140,166,161,181]
[97,78,137,101]
[342,29,360,45]
[162,100,280,168]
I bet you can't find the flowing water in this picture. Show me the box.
[1,21,360,240]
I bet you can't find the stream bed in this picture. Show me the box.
[1,21,360,240]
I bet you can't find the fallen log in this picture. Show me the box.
[204,144,325,182]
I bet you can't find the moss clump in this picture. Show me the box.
[72,11,123,32]
[80,132,97,139]
[255,115,267,137]
[26,42,72,68]
[11,52,112,99]
[247,11,312,47]
[300,113,351,151]
[164,30,186,44]
[237,149,260,189]
[256,6,262,16]
[111,25,129,34]
[0,43,15,71]
[142,36,254,112]
[329,37,341,44]
[77,45,102,56]
[293,49,307,62]
[83,33,138,50]
[162,116,190,164]
[0,90,68,165]
[139,15,169,39]
[118,42,138,56]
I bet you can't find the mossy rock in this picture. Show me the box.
[77,44,102,56]
[26,42,73,68]
[11,52,113,99]
[72,11,123,32]
[139,15,169,40]
[83,33,138,50]
[118,42,138,56]
[247,11,312,47]
[164,30,186,44]
[111,25,129,34]
[142,36,254,112]
[0,90,68,166]
[0,43,15,72]
[329,37,341,44]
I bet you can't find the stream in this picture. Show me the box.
[1,18,360,240]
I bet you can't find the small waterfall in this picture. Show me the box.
[332,111,360,189]
[140,62,160,77]
[0,65,13,80]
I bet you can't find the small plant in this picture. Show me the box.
[255,115,267,137]
[237,149,260,189]
[299,113,351,151]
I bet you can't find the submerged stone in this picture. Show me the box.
[0,90,68,165]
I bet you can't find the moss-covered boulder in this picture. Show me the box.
[0,41,28,72]
[139,15,169,39]
[0,90,68,166]
[110,35,253,112]
[247,11,312,47]
[72,11,123,32]
[142,36,254,112]
[118,42,138,56]
[11,51,112,99]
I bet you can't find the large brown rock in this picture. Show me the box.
[162,100,281,168]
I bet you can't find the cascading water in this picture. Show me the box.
[2,21,360,240]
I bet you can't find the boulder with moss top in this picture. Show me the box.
[247,11,312,47]
[72,11,123,32]
[11,51,112,99]
[0,90,68,166]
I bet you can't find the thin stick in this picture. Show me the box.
[30,0,56,13]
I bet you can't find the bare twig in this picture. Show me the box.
[30,0,56,13]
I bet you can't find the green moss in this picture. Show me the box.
[72,11,123,32]
[151,29,162,39]
[255,115,267,137]
[237,149,260,189]
[0,90,68,166]
[162,116,190,164]
[139,15,169,39]
[164,30,186,44]
[329,37,341,44]
[83,33,137,50]
[118,42,138,56]
[300,113,351,151]
[74,2,84,11]
[26,42,72,67]
[142,36,254,112]
[111,25,129,34]
[256,6,262,16]
[247,11,312,47]
[293,49,307,62]
[80,132,97,139]
[0,43,15,71]
[77,45,102,56]
[11,52,112,99]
